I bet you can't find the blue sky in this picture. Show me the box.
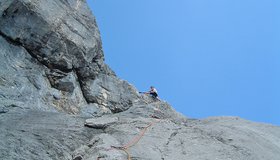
[87,0,280,126]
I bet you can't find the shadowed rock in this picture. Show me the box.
[0,0,139,113]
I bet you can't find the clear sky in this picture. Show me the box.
[87,0,280,126]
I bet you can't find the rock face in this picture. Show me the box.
[0,0,140,114]
[0,0,279,160]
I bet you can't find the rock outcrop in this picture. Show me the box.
[0,0,140,114]
[0,0,279,160]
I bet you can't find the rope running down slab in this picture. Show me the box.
[97,119,160,160]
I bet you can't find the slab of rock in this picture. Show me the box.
[85,116,118,129]
[0,110,101,160]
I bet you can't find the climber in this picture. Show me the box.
[142,86,159,100]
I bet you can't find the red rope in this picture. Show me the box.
[99,119,160,160]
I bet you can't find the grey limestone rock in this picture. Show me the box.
[0,0,138,113]
[0,110,101,160]
[81,74,141,113]
[85,116,118,129]
[79,109,280,160]
[0,0,280,160]
[0,0,102,70]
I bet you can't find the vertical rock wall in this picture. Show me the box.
[0,0,140,114]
